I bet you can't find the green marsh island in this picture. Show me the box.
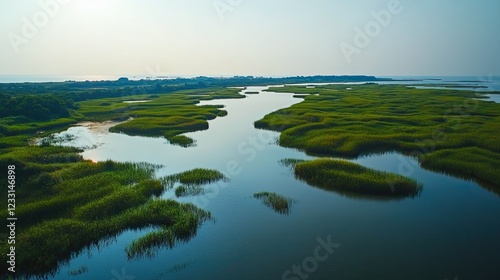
[281,158,422,198]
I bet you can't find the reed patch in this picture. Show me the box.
[287,158,422,198]
[254,192,294,215]
[0,146,212,277]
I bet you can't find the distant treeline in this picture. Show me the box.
[0,93,74,121]
[0,75,388,96]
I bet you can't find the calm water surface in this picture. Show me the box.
[48,85,500,280]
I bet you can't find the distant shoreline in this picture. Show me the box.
[0,75,391,84]
[2,74,498,85]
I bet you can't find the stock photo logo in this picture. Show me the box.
[340,0,404,63]
[111,267,136,280]
[282,235,340,280]
[213,0,245,20]
[7,0,72,54]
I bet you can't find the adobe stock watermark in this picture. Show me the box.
[389,88,480,192]
[191,86,296,207]
[145,64,170,80]
[340,0,404,63]
[387,73,498,192]
[478,74,498,91]
[213,0,244,20]
[111,267,136,280]
[192,123,276,207]
[282,235,340,280]
[394,73,496,182]
[7,0,72,54]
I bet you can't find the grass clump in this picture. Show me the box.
[168,168,227,185]
[161,168,228,198]
[168,135,196,147]
[165,168,227,198]
[279,158,306,167]
[254,192,293,215]
[291,158,422,198]
[125,202,211,259]
[110,116,209,138]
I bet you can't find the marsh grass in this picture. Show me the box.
[168,168,227,185]
[2,87,241,152]
[168,135,197,147]
[293,94,309,98]
[0,145,211,278]
[256,84,500,189]
[0,117,77,139]
[125,202,211,259]
[291,158,422,197]
[163,168,226,198]
[279,158,306,167]
[159,176,177,190]
[0,135,31,148]
[81,88,242,141]
[254,192,294,215]
[110,116,209,138]
[420,147,500,196]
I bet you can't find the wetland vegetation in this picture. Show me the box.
[0,146,211,277]
[167,168,227,197]
[287,158,422,197]
[0,79,246,277]
[1,76,498,278]
[167,168,227,186]
[168,135,197,147]
[253,192,294,215]
[255,84,500,192]
[96,87,242,140]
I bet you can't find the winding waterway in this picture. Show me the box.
[49,85,500,280]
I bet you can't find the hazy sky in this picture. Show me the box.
[1,0,499,77]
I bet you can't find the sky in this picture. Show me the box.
[1,0,499,77]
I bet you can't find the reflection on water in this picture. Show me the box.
[47,85,500,280]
